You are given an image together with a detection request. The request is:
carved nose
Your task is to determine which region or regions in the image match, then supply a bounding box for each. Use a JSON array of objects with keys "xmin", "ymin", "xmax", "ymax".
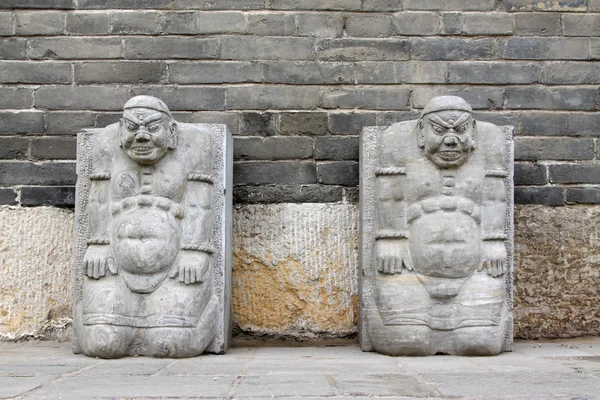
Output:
[
  {"xmin": 135, "ymin": 132, "xmax": 151, "ymax": 142},
  {"xmin": 444, "ymin": 135, "xmax": 458, "ymax": 146}
]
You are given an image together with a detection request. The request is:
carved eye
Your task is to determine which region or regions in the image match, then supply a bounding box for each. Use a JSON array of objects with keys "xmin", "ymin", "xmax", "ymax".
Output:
[
  {"xmin": 455, "ymin": 124, "xmax": 467, "ymax": 133},
  {"xmin": 433, "ymin": 126, "xmax": 445, "ymax": 134},
  {"xmin": 148, "ymin": 124, "xmax": 159, "ymax": 133},
  {"xmin": 127, "ymin": 124, "xmax": 138, "ymax": 132}
]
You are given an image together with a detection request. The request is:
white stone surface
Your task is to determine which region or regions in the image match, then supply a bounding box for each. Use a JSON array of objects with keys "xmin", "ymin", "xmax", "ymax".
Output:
[{"xmin": 0, "ymin": 206, "xmax": 74, "ymax": 340}]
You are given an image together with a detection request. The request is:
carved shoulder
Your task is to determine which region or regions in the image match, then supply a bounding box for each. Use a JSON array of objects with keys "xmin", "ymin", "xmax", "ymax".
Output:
[
  {"xmin": 175, "ymin": 123, "xmax": 215, "ymax": 175},
  {"xmin": 475, "ymin": 121, "xmax": 508, "ymax": 170},
  {"xmin": 378, "ymin": 120, "xmax": 419, "ymax": 168},
  {"xmin": 90, "ymin": 123, "xmax": 119, "ymax": 178}
]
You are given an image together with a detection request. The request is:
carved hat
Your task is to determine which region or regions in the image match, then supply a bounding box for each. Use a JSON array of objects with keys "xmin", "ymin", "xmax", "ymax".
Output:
[
  {"xmin": 123, "ymin": 95, "xmax": 172, "ymax": 117},
  {"xmin": 420, "ymin": 95, "xmax": 472, "ymax": 118}
]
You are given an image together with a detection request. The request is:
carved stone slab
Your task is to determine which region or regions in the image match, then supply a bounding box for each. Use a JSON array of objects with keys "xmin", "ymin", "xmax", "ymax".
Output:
[
  {"xmin": 73, "ymin": 96, "xmax": 232, "ymax": 358},
  {"xmin": 359, "ymin": 96, "xmax": 514, "ymax": 356}
]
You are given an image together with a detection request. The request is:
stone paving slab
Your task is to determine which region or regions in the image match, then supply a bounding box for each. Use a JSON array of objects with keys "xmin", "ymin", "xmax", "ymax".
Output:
[{"xmin": 0, "ymin": 338, "xmax": 599, "ymax": 399}]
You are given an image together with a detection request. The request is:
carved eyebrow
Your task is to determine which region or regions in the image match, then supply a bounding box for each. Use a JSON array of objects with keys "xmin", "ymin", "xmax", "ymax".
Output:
[
  {"xmin": 122, "ymin": 117, "xmax": 140, "ymax": 127},
  {"xmin": 429, "ymin": 114, "xmax": 453, "ymax": 129},
  {"xmin": 141, "ymin": 112, "xmax": 164, "ymax": 124},
  {"xmin": 451, "ymin": 114, "xmax": 471, "ymax": 128}
]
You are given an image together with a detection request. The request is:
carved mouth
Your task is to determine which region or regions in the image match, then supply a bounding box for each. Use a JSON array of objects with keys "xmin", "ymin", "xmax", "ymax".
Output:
[
  {"xmin": 131, "ymin": 146, "xmax": 155, "ymax": 155},
  {"xmin": 437, "ymin": 150, "xmax": 462, "ymax": 160}
]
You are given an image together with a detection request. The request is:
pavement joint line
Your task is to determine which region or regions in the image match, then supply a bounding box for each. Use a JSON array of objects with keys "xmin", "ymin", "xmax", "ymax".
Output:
[
  {"xmin": 225, "ymin": 347, "xmax": 256, "ymax": 399},
  {"xmin": 149, "ymin": 359, "xmax": 177, "ymax": 377},
  {"xmin": 325, "ymin": 374, "xmax": 342, "ymax": 396},
  {"xmin": 9, "ymin": 363, "xmax": 96, "ymax": 400}
]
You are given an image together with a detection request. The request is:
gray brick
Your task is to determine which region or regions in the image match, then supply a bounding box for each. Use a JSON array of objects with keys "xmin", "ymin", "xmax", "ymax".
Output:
[
  {"xmin": 462, "ymin": 13, "xmax": 513, "ymax": 35},
  {"xmin": 187, "ymin": 112, "xmax": 239, "ymax": 135},
  {"xmin": 197, "ymin": 11, "xmax": 246, "ymax": 34},
  {"xmin": 503, "ymin": 0, "xmax": 587, "ymax": 11},
  {"xmin": 514, "ymin": 13, "xmax": 560, "ymax": 36},
  {"xmin": 0, "ymin": 189, "xmax": 17, "ymax": 205},
  {"xmin": 346, "ymin": 14, "xmax": 393, "ymax": 38},
  {"xmin": 233, "ymin": 184, "xmax": 343, "ymax": 203},
  {"xmin": 77, "ymin": 0, "xmax": 172, "ymax": 9},
  {"xmin": 296, "ymin": 13, "xmax": 344, "ymax": 37},
  {"xmin": 550, "ymin": 164, "xmax": 600, "ymax": 183},
  {"xmin": 344, "ymin": 187, "xmax": 359, "ymax": 202},
  {"xmin": 322, "ymin": 87, "xmax": 410, "ymax": 110},
  {"xmin": 170, "ymin": 61, "xmax": 262, "ymax": 84},
  {"xmin": 514, "ymin": 186, "xmax": 564, "ymax": 206},
  {"xmin": 29, "ymin": 37, "xmax": 121, "ymax": 59},
  {"xmin": 130, "ymin": 86, "xmax": 226, "ymax": 111},
  {"xmin": 412, "ymin": 86, "xmax": 504, "ymax": 109},
  {"xmin": 544, "ymin": 62, "xmax": 600, "ymax": 84},
  {"xmin": 0, "ymin": 161, "xmax": 76, "ymax": 185},
  {"xmin": 520, "ymin": 112, "xmax": 568, "ymax": 136},
  {"xmin": 410, "ymin": 38, "xmax": 501, "ymax": 61},
  {"xmin": 227, "ymin": 86, "xmax": 321, "ymax": 110},
  {"xmin": 564, "ymin": 14, "xmax": 600, "ymax": 36},
  {"xmin": 234, "ymin": 161, "xmax": 317, "ymax": 184},
  {"xmin": 315, "ymin": 136, "xmax": 358, "ymax": 161},
  {"xmin": 448, "ymin": 62, "xmax": 541, "ymax": 84},
  {"xmin": 0, "ymin": 38, "xmax": 27, "ymax": 59},
  {"xmin": 160, "ymin": 12, "xmax": 197, "ymax": 35},
  {"xmin": 172, "ymin": 0, "xmax": 264, "ymax": 9},
  {"xmin": 375, "ymin": 111, "xmax": 420, "ymax": 126},
  {"xmin": 35, "ymin": 86, "xmax": 129, "ymax": 111},
  {"xmin": 566, "ymin": 187, "xmax": 600, "ymax": 204},
  {"xmin": 264, "ymin": 61, "xmax": 353, "ymax": 84},
  {"xmin": 268, "ymin": 0, "xmax": 362, "ymax": 10},
  {"xmin": 20, "ymin": 186, "xmax": 75, "ymax": 208},
  {"xmin": 441, "ymin": 12, "xmax": 461, "ymax": 35},
  {"xmin": 0, "ymin": 137, "xmax": 29, "ymax": 160},
  {"xmin": 404, "ymin": 0, "xmax": 495, "ymax": 11},
  {"xmin": 234, "ymin": 136, "xmax": 313, "ymax": 160},
  {"xmin": 279, "ymin": 112, "xmax": 329, "ymax": 136},
  {"xmin": 31, "ymin": 137, "xmax": 77, "ymax": 160},
  {"xmin": 0, "ymin": 111, "xmax": 44, "ymax": 133},
  {"xmin": 0, "ymin": 88, "xmax": 32, "ymax": 109},
  {"xmin": 505, "ymin": 38, "xmax": 590, "ymax": 60},
  {"xmin": 15, "ymin": 12, "xmax": 65, "ymax": 36},
  {"xmin": 505, "ymin": 87, "xmax": 597, "ymax": 111},
  {"xmin": 0, "ymin": 12, "xmax": 11, "ymax": 36},
  {"xmin": 328, "ymin": 112, "xmax": 377, "ymax": 134},
  {"xmin": 356, "ymin": 61, "xmax": 446, "ymax": 84},
  {"xmin": 361, "ymin": 0, "xmax": 402, "ymax": 11},
  {"xmin": 66, "ymin": 12, "xmax": 110, "ymax": 35},
  {"xmin": 472, "ymin": 111, "xmax": 519, "ymax": 128},
  {"xmin": 47, "ymin": 112, "xmax": 96, "ymax": 135},
  {"xmin": 0, "ymin": 0, "xmax": 74, "ymax": 9},
  {"xmin": 567, "ymin": 113, "xmax": 600, "ymax": 136},
  {"xmin": 75, "ymin": 62, "xmax": 167, "ymax": 84},
  {"xmin": 0, "ymin": 61, "xmax": 71, "ymax": 84},
  {"xmin": 239, "ymin": 112, "xmax": 277, "ymax": 136},
  {"xmin": 515, "ymin": 137, "xmax": 595, "ymax": 161},
  {"xmin": 222, "ymin": 37, "xmax": 314, "ymax": 60},
  {"xmin": 112, "ymin": 11, "xmax": 160, "ymax": 35},
  {"xmin": 592, "ymin": 38, "xmax": 600, "ymax": 59},
  {"xmin": 394, "ymin": 12, "xmax": 439, "ymax": 36},
  {"xmin": 317, "ymin": 38, "xmax": 409, "ymax": 61},
  {"xmin": 246, "ymin": 12, "xmax": 295, "ymax": 36},
  {"xmin": 124, "ymin": 37, "xmax": 219, "ymax": 60},
  {"xmin": 94, "ymin": 112, "xmax": 121, "ymax": 127},
  {"xmin": 514, "ymin": 163, "xmax": 548, "ymax": 185},
  {"xmin": 317, "ymin": 161, "xmax": 358, "ymax": 185}
]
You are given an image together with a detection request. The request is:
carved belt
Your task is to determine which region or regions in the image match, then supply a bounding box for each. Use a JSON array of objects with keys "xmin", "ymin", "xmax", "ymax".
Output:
[
  {"xmin": 111, "ymin": 195, "xmax": 185, "ymax": 219},
  {"xmin": 407, "ymin": 196, "xmax": 481, "ymax": 224}
]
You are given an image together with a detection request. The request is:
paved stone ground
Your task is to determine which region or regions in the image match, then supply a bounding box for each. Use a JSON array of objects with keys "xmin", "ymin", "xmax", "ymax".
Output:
[{"xmin": 1, "ymin": 338, "xmax": 599, "ymax": 399}]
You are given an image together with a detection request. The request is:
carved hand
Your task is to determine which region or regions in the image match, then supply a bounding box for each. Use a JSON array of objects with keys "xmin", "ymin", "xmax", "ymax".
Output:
[
  {"xmin": 84, "ymin": 244, "xmax": 117, "ymax": 279},
  {"xmin": 169, "ymin": 250, "xmax": 211, "ymax": 284},
  {"xmin": 375, "ymin": 239, "xmax": 413, "ymax": 274},
  {"xmin": 479, "ymin": 240, "xmax": 507, "ymax": 278}
]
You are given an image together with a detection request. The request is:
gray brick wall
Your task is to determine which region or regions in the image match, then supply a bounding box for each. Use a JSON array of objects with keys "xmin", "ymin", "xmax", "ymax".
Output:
[{"xmin": 1, "ymin": 1, "xmax": 600, "ymax": 206}]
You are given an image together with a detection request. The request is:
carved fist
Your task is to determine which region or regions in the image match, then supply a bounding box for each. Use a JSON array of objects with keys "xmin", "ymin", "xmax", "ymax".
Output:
[
  {"xmin": 84, "ymin": 244, "xmax": 117, "ymax": 279},
  {"xmin": 376, "ymin": 239, "xmax": 413, "ymax": 275},
  {"xmin": 169, "ymin": 250, "xmax": 211, "ymax": 284},
  {"xmin": 479, "ymin": 240, "xmax": 507, "ymax": 278}
]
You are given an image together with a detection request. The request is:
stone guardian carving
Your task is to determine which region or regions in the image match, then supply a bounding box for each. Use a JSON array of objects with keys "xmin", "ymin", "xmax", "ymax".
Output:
[
  {"xmin": 73, "ymin": 96, "xmax": 232, "ymax": 358},
  {"xmin": 359, "ymin": 96, "xmax": 513, "ymax": 356}
]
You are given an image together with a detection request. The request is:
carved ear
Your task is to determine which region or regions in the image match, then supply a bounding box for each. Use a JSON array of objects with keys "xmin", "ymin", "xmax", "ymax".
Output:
[
  {"xmin": 417, "ymin": 119, "xmax": 425, "ymax": 147},
  {"xmin": 167, "ymin": 121, "xmax": 178, "ymax": 150},
  {"xmin": 118, "ymin": 119, "xmax": 124, "ymax": 148}
]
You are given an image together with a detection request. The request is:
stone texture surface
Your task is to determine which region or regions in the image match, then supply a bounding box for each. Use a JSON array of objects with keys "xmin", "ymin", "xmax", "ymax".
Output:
[
  {"xmin": 232, "ymin": 203, "xmax": 359, "ymax": 339},
  {"xmin": 514, "ymin": 205, "xmax": 600, "ymax": 339},
  {"xmin": 0, "ymin": 206, "xmax": 73, "ymax": 341}
]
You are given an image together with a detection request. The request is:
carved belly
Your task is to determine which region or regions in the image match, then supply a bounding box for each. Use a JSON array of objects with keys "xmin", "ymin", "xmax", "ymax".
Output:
[
  {"xmin": 409, "ymin": 210, "xmax": 480, "ymax": 279},
  {"xmin": 112, "ymin": 208, "xmax": 181, "ymax": 275}
]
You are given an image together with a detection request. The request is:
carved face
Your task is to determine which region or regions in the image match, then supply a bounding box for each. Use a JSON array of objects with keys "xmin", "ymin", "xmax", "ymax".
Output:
[
  {"xmin": 417, "ymin": 110, "xmax": 476, "ymax": 168},
  {"xmin": 120, "ymin": 108, "xmax": 176, "ymax": 165}
]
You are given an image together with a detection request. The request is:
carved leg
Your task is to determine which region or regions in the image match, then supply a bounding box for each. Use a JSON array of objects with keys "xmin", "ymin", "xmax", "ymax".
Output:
[{"xmin": 451, "ymin": 304, "xmax": 509, "ymax": 356}]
